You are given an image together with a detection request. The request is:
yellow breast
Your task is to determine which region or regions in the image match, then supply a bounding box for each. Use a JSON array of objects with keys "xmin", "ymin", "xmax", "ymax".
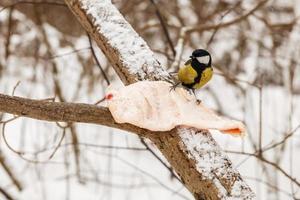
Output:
[{"xmin": 193, "ymin": 67, "xmax": 213, "ymax": 89}]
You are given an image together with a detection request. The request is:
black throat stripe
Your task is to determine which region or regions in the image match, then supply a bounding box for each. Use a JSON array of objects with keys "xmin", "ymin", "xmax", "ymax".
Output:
[
  {"xmin": 182, "ymin": 58, "xmax": 209, "ymax": 89},
  {"xmin": 191, "ymin": 59, "xmax": 206, "ymax": 87}
]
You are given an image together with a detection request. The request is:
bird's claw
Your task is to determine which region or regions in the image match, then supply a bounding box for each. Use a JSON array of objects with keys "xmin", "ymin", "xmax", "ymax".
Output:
[{"xmin": 169, "ymin": 82, "xmax": 180, "ymax": 92}]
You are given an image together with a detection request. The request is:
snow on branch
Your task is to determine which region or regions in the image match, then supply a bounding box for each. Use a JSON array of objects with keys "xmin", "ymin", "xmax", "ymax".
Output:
[
  {"xmin": 65, "ymin": 0, "xmax": 171, "ymax": 84},
  {"xmin": 65, "ymin": 0, "xmax": 255, "ymax": 199}
]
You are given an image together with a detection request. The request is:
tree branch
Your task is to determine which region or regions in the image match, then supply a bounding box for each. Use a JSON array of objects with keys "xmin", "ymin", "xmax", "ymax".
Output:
[{"xmin": 0, "ymin": 93, "xmax": 151, "ymax": 137}]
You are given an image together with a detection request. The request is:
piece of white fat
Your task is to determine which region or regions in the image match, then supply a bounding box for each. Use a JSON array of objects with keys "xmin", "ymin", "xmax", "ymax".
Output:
[{"xmin": 106, "ymin": 81, "xmax": 246, "ymax": 136}]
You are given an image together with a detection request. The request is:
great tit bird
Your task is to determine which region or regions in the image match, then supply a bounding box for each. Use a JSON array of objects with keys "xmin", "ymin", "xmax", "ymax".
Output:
[{"xmin": 178, "ymin": 49, "xmax": 213, "ymax": 91}]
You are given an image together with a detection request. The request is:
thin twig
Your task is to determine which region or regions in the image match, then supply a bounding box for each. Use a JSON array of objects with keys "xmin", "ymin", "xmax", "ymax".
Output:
[
  {"xmin": 170, "ymin": 27, "xmax": 187, "ymax": 71},
  {"xmin": 186, "ymin": 0, "xmax": 269, "ymax": 33},
  {"xmin": 0, "ymin": 185, "xmax": 15, "ymax": 200},
  {"xmin": 12, "ymin": 81, "xmax": 21, "ymax": 96},
  {"xmin": 94, "ymin": 97, "xmax": 106, "ymax": 105},
  {"xmin": 149, "ymin": 0, "xmax": 176, "ymax": 57},
  {"xmin": 47, "ymin": 47, "xmax": 91, "ymax": 59},
  {"xmin": 244, "ymin": 176, "xmax": 297, "ymax": 199},
  {"xmin": 114, "ymin": 154, "xmax": 190, "ymax": 200},
  {"xmin": 140, "ymin": 138, "xmax": 182, "ymax": 183},
  {"xmin": 0, "ymin": 151, "xmax": 23, "ymax": 191},
  {"xmin": 49, "ymin": 128, "xmax": 66, "ymax": 159},
  {"xmin": 258, "ymin": 76, "xmax": 263, "ymax": 155},
  {"xmin": 5, "ymin": 6, "xmax": 14, "ymax": 60},
  {"xmin": 69, "ymin": 125, "xmax": 83, "ymax": 183},
  {"xmin": 262, "ymin": 124, "xmax": 300, "ymax": 152},
  {"xmin": 87, "ymin": 34, "xmax": 110, "ymax": 85},
  {"xmin": 207, "ymin": 1, "xmax": 242, "ymax": 46},
  {"xmin": 225, "ymin": 150, "xmax": 300, "ymax": 187}
]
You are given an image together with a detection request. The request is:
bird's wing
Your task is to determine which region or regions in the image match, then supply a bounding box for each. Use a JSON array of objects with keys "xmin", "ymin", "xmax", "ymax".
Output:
[{"xmin": 178, "ymin": 63, "xmax": 197, "ymax": 84}]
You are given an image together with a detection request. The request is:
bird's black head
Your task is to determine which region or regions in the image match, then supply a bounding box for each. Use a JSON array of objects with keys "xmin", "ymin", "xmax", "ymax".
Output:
[{"xmin": 190, "ymin": 49, "xmax": 212, "ymax": 67}]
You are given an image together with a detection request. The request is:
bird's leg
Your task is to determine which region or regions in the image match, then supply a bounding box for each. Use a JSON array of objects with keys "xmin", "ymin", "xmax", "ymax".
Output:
[
  {"xmin": 196, "ymin": 99, "xmax": 202, "ymax": 105},
  {"xmin": 169, "ymin": 82, "xmax": 181, "ymax": 91},
  {"xmin": 191, "ymin": 89, "xmax": 202, "ymax": 104}
]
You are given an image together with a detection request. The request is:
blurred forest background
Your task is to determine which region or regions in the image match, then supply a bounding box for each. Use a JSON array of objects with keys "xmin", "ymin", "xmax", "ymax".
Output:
[{"xmin": 0, "ymin": 0, "xmax": 300, "ymax": 199}]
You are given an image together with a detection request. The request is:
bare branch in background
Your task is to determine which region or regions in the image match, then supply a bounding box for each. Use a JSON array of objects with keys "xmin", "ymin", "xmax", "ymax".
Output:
[
  {"xmin": 186, "ymin": 0, "xmax": 269, "ymax": 33},
  {"xmin": 0, "ymin": 150, "xmax": 23, "ymax": 191},
  {"xmin": 149, "ymin": 0, "xmax": 176, "ymax": 57},
  {"xmin": 0, "ymin": 185, "xmax": 15, "ymax": 200},
  {"xmin": 87, "ymin": 34, "xmax": 110, "ymax": 85}
]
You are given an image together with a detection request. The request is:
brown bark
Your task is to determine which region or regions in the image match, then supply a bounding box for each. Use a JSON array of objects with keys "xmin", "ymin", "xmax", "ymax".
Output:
[{"xmin": 0, "ymin": 94, "xmax": 150, "ymax": 137}]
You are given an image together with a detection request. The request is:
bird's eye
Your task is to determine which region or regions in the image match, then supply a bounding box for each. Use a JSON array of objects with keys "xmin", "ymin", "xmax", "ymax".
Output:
[{"xmin": 196, "ymin": 55, "xmax": 210, "ymax": 64}]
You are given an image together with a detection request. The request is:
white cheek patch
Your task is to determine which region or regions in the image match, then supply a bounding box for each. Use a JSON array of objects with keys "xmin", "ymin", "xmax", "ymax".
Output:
[{"xmin": 196, "ymin": 55, "xmax": 210, "ymax": 64}]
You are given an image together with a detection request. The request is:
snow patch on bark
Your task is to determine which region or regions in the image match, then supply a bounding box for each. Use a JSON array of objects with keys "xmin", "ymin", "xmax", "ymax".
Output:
[
  {"xmin": 80, "ymin": 0, "xmax": 170, "ymax": 81},
  {"xmin": 180, "ymin": 129, "xmax": 255, "ymax": 199}
]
